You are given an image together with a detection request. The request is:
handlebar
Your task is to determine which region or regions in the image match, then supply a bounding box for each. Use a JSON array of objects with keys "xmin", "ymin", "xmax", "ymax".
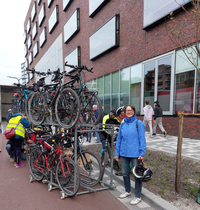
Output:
[{"xmin": 65, "ymin": 62, "xmax": 93, "ymax": 73}]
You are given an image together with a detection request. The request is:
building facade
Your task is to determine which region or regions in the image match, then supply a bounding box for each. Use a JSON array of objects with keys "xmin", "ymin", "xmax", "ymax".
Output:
[{"xmin": 24, "ymin": 0, "xmax": 200, "ymax": 139}]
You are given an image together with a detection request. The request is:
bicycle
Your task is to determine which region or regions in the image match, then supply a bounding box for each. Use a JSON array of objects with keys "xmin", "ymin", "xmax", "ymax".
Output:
[
  {"xmin": 28, "ymin": 68, "xmax": 81, "ymax": 129},
  {"xmin": 29, "ymin": 133, "xmax": 80, "ymax": 198},
  {"xmin": 64, "ymin": 63, "xmax": 103, "ymax": 125}
]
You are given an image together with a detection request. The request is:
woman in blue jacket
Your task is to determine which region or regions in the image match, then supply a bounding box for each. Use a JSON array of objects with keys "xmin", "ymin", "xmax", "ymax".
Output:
[{"xmin": 115, "ymin": 105, "xmax": 146, "ymax": 205}]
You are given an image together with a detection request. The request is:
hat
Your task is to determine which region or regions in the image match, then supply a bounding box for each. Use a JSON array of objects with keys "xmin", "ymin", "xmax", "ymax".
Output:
[
  {"xmin": 154, "ymin": 101, "xmax": 159, "ymax": 104},
  {"xmin": 110, "ymin": 108, "xmax": 117, "ymax": 116}
]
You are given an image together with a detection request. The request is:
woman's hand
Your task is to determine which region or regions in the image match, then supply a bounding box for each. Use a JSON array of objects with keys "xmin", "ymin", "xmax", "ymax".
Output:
[
  {"xmin": 115, "ymin": 156, "xmax": 119, "ymax": 162},
  {"xmin": 138, "ymin": 156, "xmax": 144, "ymax": 162}
]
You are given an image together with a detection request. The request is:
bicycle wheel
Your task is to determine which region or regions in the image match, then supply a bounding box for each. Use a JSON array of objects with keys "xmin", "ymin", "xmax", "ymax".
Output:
[
  {"xmin": 76, "ymin": 150, "xmax": 102, "ymax": 187},
  {"xmin": 19, "ymin": 97, "xmax": 26, "ymax": 115},
  {"xmin": 55, "ymin": 88, "xmax": 80, "ymax": 129},
  {"xmin": 56, "ymin": 157, "xmax": 80, "ymax": 197},
  {"xmin": 12, "ymin": 98, "xmax": 19, "ymax": 113},
  {"xmin": 28, "ymin": 92, "xmax": 46, "ymax": 126},
  {"xmin": 79, "ymin": 92, "xmax": 102, "ymax": 125},
  {"xmin": 25, "ymin": 93, "xmax": 32, "ymax": 122},
  {"xmin": 29, "ymin": 148, "xmax": 45, "ymax": 181}
]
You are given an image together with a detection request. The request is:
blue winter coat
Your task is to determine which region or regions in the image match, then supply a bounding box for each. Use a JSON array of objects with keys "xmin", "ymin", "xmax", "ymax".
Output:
[{"xmin": 115, "ymin": 114, "xmax": 146, "ymax": 158}]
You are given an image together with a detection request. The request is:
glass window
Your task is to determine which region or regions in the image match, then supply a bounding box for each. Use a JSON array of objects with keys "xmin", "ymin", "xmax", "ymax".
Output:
[
  {"xmin": 64, "ymin": 8, "xmax": 80, "ymax": 43},
  {"xmin": 86, "ymin": 79, "xmax": 97, "ymax": 91},
  {"xmin": 142, "ymin": 52, "xmax": 174, "ymax": 115},
  {"xmin": 89, "ymin": 14, "xmax": 119, "ymax": 60},
  {"xmin": 38, "ymin": 3, "xmax": 45, "ymax": 27},
  {"xmin": 39, "ymin": 27, "xmax": 47, "ymax": 47},
  {"xmin": 48, "ymin": 5, "xmax": 59, "ymax": 34},
  {"xmin": 97, "ymin": 77, "xmax": 104, "ymax": 112},
  {"xmin": 104, "ymin": 74, "xmax": 111, "ymax": 114},
  {"xmin": 130, "ymin": 63, "xmax": 142, "ymax": 114},
  {"xmin": 63, "ymin": 0, "xmax": 73, "ymax": 11},
  {"xmin": 32, "ymin": 22, "xmax": 38, "ymax": 40},
  {"xmin": 120, "ymin": 67, "xmax": 130, "ymax": 107},
  {"xmin": 65, "ymin": 47, "xmax": 80, "ymax": 73},
  {"xmin": 143, "ymin": 0, "xmax": 190, "ymax": 29},
  {"xmin": 28, "ymin": 35, "xmax": 32, "ymax": 49},
  {"xmin": 157, "ymin": 56, "xmax": 172, "ymax": 111},
  {"xmin": 23, "ymin": 30, "xmax": 27, "ymax": 44},
  {"xmin": 24, "ymin": 45, "xmax": 28, "ymax": 57},
  {"xmin": 29, "ymin": 52, "xmax": 33, "ymax": 65},
  {"xmin": 31, "ymin": 1, "xmax": 37, "ymax": 22},
  {"xmin": 27, "ymin": 18, "xmax": 31, "ymax": 34},
  {"xmin": 48, "ymin": 0, "xmax": 54, "ymax": 8},
  {"xmin": 33, "ymin": 42, "xmax": 39, "ymax": 57},
  {"xmin": 89, "ymin": 0, "xmax": 110, "ymax": 17},
  {"xmin": 112, "ymin": 71, "xmax": 119, "ymax": 110}
]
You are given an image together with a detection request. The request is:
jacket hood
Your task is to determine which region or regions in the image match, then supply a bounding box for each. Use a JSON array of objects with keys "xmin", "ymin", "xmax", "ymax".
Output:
[
  {"xmin": 144, "ymin": 105, "xmax": 152, "ymax": 110},
  {"xmin": 124, "ymin": 114, "xmax": 137, "ymax": 123}
]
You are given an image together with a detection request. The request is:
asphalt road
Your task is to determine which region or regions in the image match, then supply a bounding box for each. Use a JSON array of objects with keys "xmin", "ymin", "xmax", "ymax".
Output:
[{"xmin": 0, "ymin": 134, "xmax": 128, "ymax": 210}]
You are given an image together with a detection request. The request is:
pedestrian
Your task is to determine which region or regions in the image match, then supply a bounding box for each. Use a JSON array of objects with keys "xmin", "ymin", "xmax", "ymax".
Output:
[
  {"xmin": 99, "ymin": 108, "xmax": 120, "ymax": 165},
  {"xmin": 116, "ymin": 106, "xmax": 125, "ymax": 123},
  {"xmin": 152, "ymin": 101, "xmax": 167, "ymax": 137},
  {"xmin": 92, "ymin": 105, "xmax": 101, "ymax": 143},
  {"xmin": 5, "ymin": 113, "xmax": 30, "ymax": 168},
  {"xmin": 115, "ymin": 105, "xmax": 146, "ymax": 205},
  {"xmin": 143, "ymin": 99, "xmax": 154, "ymax": 137}
]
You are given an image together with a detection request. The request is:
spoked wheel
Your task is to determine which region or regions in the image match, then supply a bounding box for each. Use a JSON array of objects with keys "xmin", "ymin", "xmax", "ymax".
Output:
[
  {"xmin": 56, "ymin": 157, "xmax": 80, "ymax": 197},
  {"xmin": 55, "ymin": 88, "xmax": 80, "ymax": 129},
  {"xmin": 76, "ymin": 150, "xmax": 102, "ymax": 187},
  {"xmin": 29, "ymin": 148, "xmax": 45, "ymax": 181},
  {"xmin": 79, "ymin": 92, "xmax": 102, "ymax": 125},
  {"xmin": 19, "ymin": 97, "xmax": 26, "ymax": 115},
  {"xmin": 28, "ymin": 92, "xmax": 46, "ymax": 126},
  {"xmin": 25, "ymin": 93, "xmax": 32, "ymax": 122}
]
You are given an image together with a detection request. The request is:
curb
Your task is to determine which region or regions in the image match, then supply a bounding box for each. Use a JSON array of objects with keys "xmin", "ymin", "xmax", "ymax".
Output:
[{"xmin": 105, "ymin": 168, "xmax": 179, "ymax": 210}]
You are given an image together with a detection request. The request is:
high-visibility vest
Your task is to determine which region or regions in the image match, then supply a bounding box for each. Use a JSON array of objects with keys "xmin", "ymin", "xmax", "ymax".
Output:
[{"xmin": 6, "ymin": 116, "xmax": 25, "ymax": 138}]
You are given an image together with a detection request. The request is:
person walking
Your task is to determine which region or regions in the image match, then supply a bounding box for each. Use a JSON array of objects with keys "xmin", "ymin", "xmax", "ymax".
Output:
[
  {"xmin": 5, "ymin": 113, "xmax": 30, "ymax": 168},
  {"xmin": 115, "ymin": 105, "xmax": 146, "ymax": 205},
  {"xmin": 143, "ymin": 99, "xmax": 154, "ymax": 137},
  {"xmin": 152, "ymin": 101, "xmax": 167, "ymax": 137},
  {"xmin": 92, "ymin": 105, "xmax": 101, "ymax": 143}
]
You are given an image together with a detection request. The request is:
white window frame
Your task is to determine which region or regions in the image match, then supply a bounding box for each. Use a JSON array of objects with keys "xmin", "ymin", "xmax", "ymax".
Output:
[{"xmin": 141, "ymin": 51, "xmax": 175, "ymax": 115}]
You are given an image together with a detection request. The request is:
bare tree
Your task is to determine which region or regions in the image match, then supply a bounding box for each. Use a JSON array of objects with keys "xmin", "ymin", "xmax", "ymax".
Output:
[{"xmin": 166, "ymin": 0, "xmax": 200, "ymax": 73}]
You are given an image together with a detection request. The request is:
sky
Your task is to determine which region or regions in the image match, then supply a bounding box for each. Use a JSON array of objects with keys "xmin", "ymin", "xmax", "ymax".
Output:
[{"xmin": 0, "ymin": 1, "xmax": 31, "ymax": 86}]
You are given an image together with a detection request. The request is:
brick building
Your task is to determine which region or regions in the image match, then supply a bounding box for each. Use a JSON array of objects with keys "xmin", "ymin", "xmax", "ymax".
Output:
[{"xmin": 23, "ymin": 0, "xmax": 200, "ymax": 139}]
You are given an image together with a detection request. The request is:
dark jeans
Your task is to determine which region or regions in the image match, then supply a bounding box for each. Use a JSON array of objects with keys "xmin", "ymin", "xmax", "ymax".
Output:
[
  {"xmin": 5, "ymin": 143, "xmax": 26, "ymax": 160},
  {"xmin": 120, "ymin": 157, "xmax": 142, "ymax": 198},
  {"xmin": 10, "ymin": 138, "xmax": 23, "ymax": 164}
]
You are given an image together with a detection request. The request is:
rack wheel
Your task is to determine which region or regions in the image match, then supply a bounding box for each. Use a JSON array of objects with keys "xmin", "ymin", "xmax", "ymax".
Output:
[
  {"xmin": 48, "ymin": 184, "xmax": 52, "ymax": 191},
  {"xmin": 29, "ymin": 175, "xmax": 33, "ymax": 183},
  {"xmin": 60, "ymin": 192, "xmax": 65, "ymax": 200}
]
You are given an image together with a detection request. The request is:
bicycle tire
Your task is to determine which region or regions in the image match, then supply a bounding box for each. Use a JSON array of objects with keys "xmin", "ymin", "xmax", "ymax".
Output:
[
  {"xmin": 55, "ymin": 88, "xmax": 80, "ymax": 129},
  {"xmin": 79, "ymin": 92, "xmax": 102, "ymax": 125},
  {"xmin": 56, "ymin": 157, "xmax": 80, "ymax": 197},
  {"xmin": 29, "ymin": 148, "xmax": 45, "ymax": 181},
  {"xmin": 25, "ymin": 94, "xmax": 32, "ymax": 122},
  {"xmin": 76, "ymin": 150, "xmax": 102, "ymax": 187},
  {"xmin": 28, "ymin": 92, "xmax": 46, "ymax": 126},
  {"xmin": 19, "ymin": 97, "xmax": 26, "ymax": 115},
  {"xmin": 100, "ymin": 150, "xmax": 107, "ymax": 181},
  {"xmin": 12, "ymin": 98, "xmax": 19, "ymax": 114}
]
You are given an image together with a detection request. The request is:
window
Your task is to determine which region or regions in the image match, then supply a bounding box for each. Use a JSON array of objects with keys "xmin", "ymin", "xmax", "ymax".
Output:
[
  {"xmin": 48, "ymin": 5, "xmax": 59, "ymax": 34},
  {"xmin": 24, "ymin": 45, "xmax": 28, "ymax": 57},
  {"xmin": 97, "ymin": 77, "xmax": 104, "ymax": 110},
  {"xmin": 28, "ymin": 35, "xmax": 32, "ymax": 49},
  {"xmin": 141, "ymin": 51, "xmax": 175, "ymax": 115},
  {"xmin": 32, "ymin": 22, "xmax": 38, "ymax": 40},
  {"xmin": 33, "ymin": 42, "xmax": 39, "ymax": 57},
  {"xmin": 29, "ymin": 52, "xmax": 33, "ymax": 65},
  {"xmin": 39, "ymin": 27, "xmax": 47, "ymax": 47},
  {"xmin": 130, "ymin": 63, "xmax": 142, "ymax": 114},
  {"xmin": 31, "ymin": 1, "xmax": 37, "ymax": 22},
  {"xmin": 65, "ymin": 46, "xmax": 80, "ymax": 73},
  {"xmin": 143, "ymin": 0, "xmax": 191, "ymax": 29},
  {"xmin": 104, "ymin": 74, "xmax": 111, "ymax": 114},
  {"xmin": 112, "ymin": 71, "xmax": 119, "ymax": 110},
  {"xmin": 89, "ymin": 0, "xmax": 110, "ymax": 17},
  {"xmin": 23, "ymin": 30, "xmax": 27, "ymax": 44},
  {"xmin": 38, "ymin": 3, "xmax": 45, "ymax": 27},
  {"xmin": 120, "ymin": 67, "xmax": 130, "ymax": 106},
  {"xmin": 89, "ymin": 14, "xmax": 119, "ymax": 60},
  {"xmin": 48, "ymin": 0, "xmax": 54, "ymax": 8},
  {"xmin": 63, "ymin": 0, "xmax": 73, "ymax": 11},
  {"xmin": 27, "ymin": 18, "xmax": 31, "ymax": 34},
  {"xmin": 64, "ymin": 8, "xmax": 80, "ymax": 44}
]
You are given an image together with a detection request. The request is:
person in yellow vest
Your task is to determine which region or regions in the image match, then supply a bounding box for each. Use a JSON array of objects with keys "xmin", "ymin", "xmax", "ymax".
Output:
[{"xmin": 5, "ymin": 113, "xmax": 30, "ymax": 168}]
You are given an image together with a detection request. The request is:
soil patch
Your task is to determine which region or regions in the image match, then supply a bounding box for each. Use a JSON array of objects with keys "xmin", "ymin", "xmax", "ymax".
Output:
[{"xmin": 83, "ymin": 144, "xmax": 200, "ymax": 210}]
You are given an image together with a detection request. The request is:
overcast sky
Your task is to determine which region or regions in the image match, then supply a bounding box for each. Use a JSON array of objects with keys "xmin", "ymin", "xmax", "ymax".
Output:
[{"xmin": 0, "ymin": 1, "xmax": 31, "ymax": 86}]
